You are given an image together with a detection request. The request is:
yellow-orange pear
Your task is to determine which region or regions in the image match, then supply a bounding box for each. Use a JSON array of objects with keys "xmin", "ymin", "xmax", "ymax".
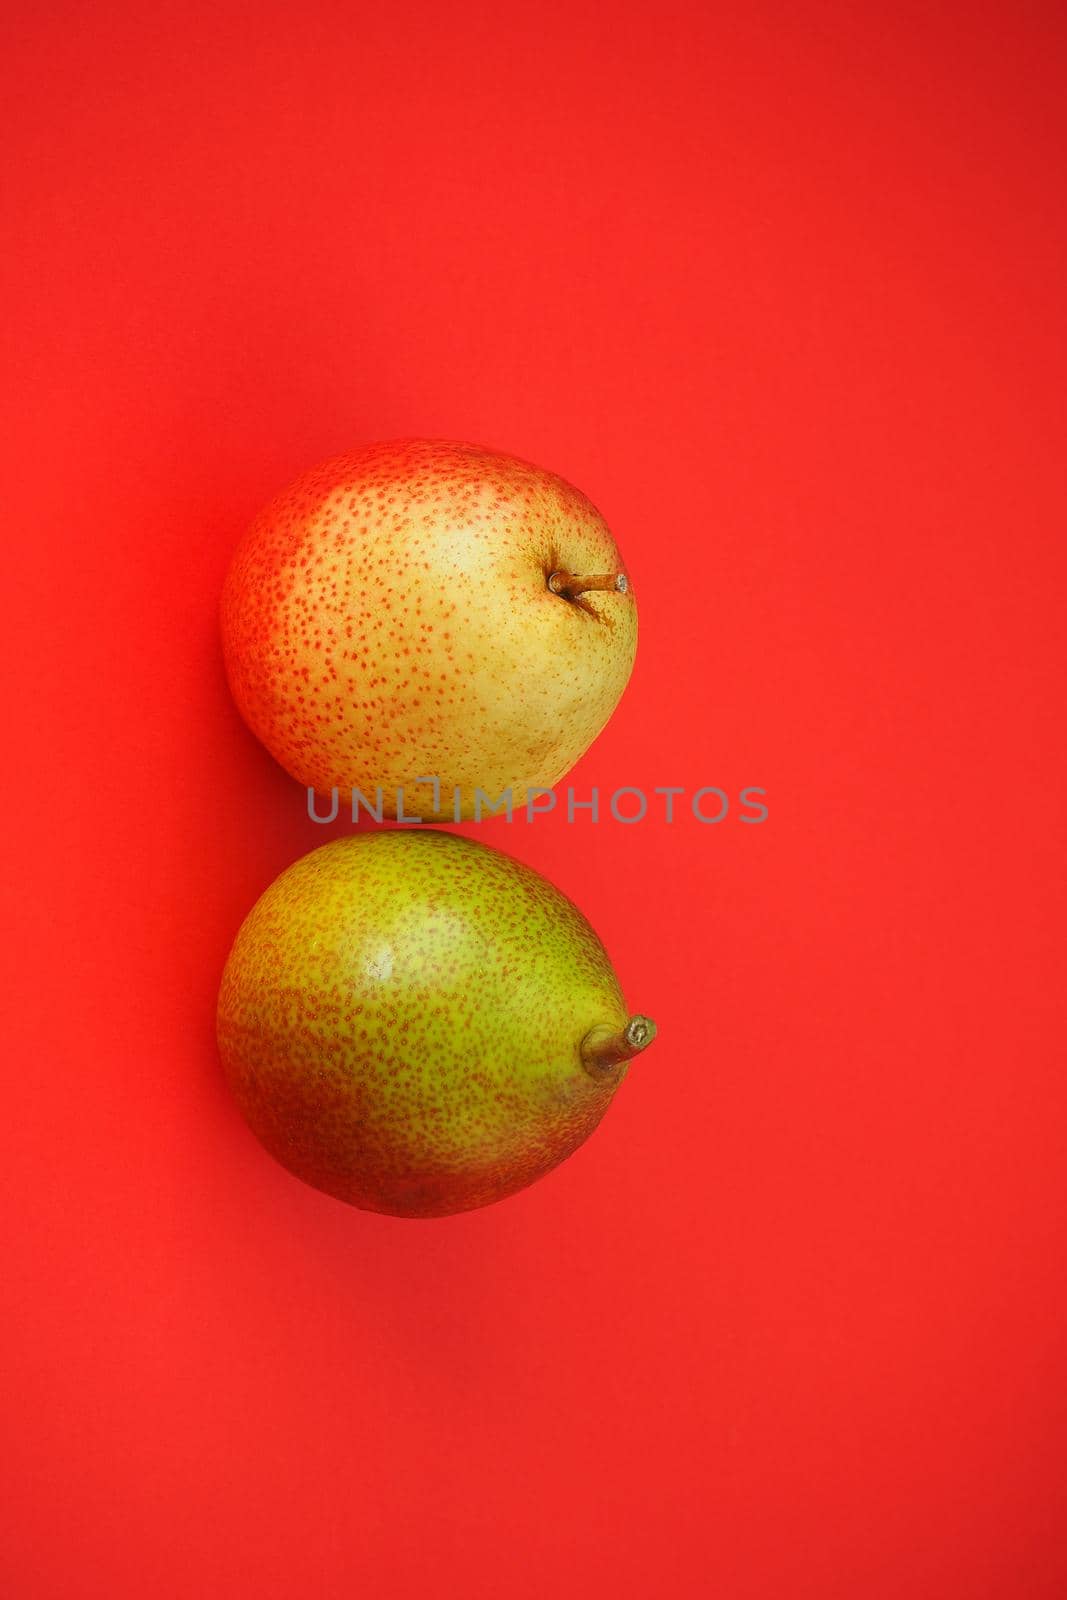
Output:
[{"xmin": 221, "ymin": 439, "xmax": 637, "ymax": 819}]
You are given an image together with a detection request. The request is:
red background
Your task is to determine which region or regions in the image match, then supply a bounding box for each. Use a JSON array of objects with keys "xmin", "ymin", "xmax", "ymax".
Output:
[{"xmin": 3, "ymin": 3, "xmax": 1066, "ymax": 1596}]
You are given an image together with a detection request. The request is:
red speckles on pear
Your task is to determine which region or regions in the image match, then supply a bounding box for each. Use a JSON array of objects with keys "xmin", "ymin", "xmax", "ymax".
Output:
[
  {"xmin": 216, "ymin": 831, "xmax": 632, "ymax": 1217},
  {"xmin": 220, "ymin": 440, "xmax": 638, "ymax": 817}
]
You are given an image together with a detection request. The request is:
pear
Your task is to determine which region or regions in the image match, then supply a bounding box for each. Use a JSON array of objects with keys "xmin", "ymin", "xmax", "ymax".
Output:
[
  {"xmin": 217, "ymin": 830, "xmax": 656, "ymax": 1217},
  {"xmin": 220, "ymin": 439, "xmax": 637, "ymax": 819}
]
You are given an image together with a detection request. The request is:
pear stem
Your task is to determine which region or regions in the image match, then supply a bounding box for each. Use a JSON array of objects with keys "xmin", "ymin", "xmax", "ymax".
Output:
[
  {"xmin": 548, "ymin": 570, "xmax": 629, "ymax": 598},
  {"xmin": 581, "ymin": 1014, "xmax": 657, "ymax": 1076}
]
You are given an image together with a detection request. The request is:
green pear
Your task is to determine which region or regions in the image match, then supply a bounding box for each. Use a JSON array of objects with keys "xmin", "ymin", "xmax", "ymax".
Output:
[
  {"xmin": 217, "ymin": 830, "xmax": 656, "ymax": 1217},
  {"xmin": 220, "ymin": 439, "xmax": 638, "ymax": 819}
]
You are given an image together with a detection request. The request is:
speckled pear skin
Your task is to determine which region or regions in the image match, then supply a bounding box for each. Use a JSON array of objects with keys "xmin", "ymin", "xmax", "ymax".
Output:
[
  {"xmin": 217, "ymin": 830, "xmax": 637, "ymax": 1217},
  {"xmin": 220, "ymin": 439, "xmax": 638, "ymax": 819}
]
